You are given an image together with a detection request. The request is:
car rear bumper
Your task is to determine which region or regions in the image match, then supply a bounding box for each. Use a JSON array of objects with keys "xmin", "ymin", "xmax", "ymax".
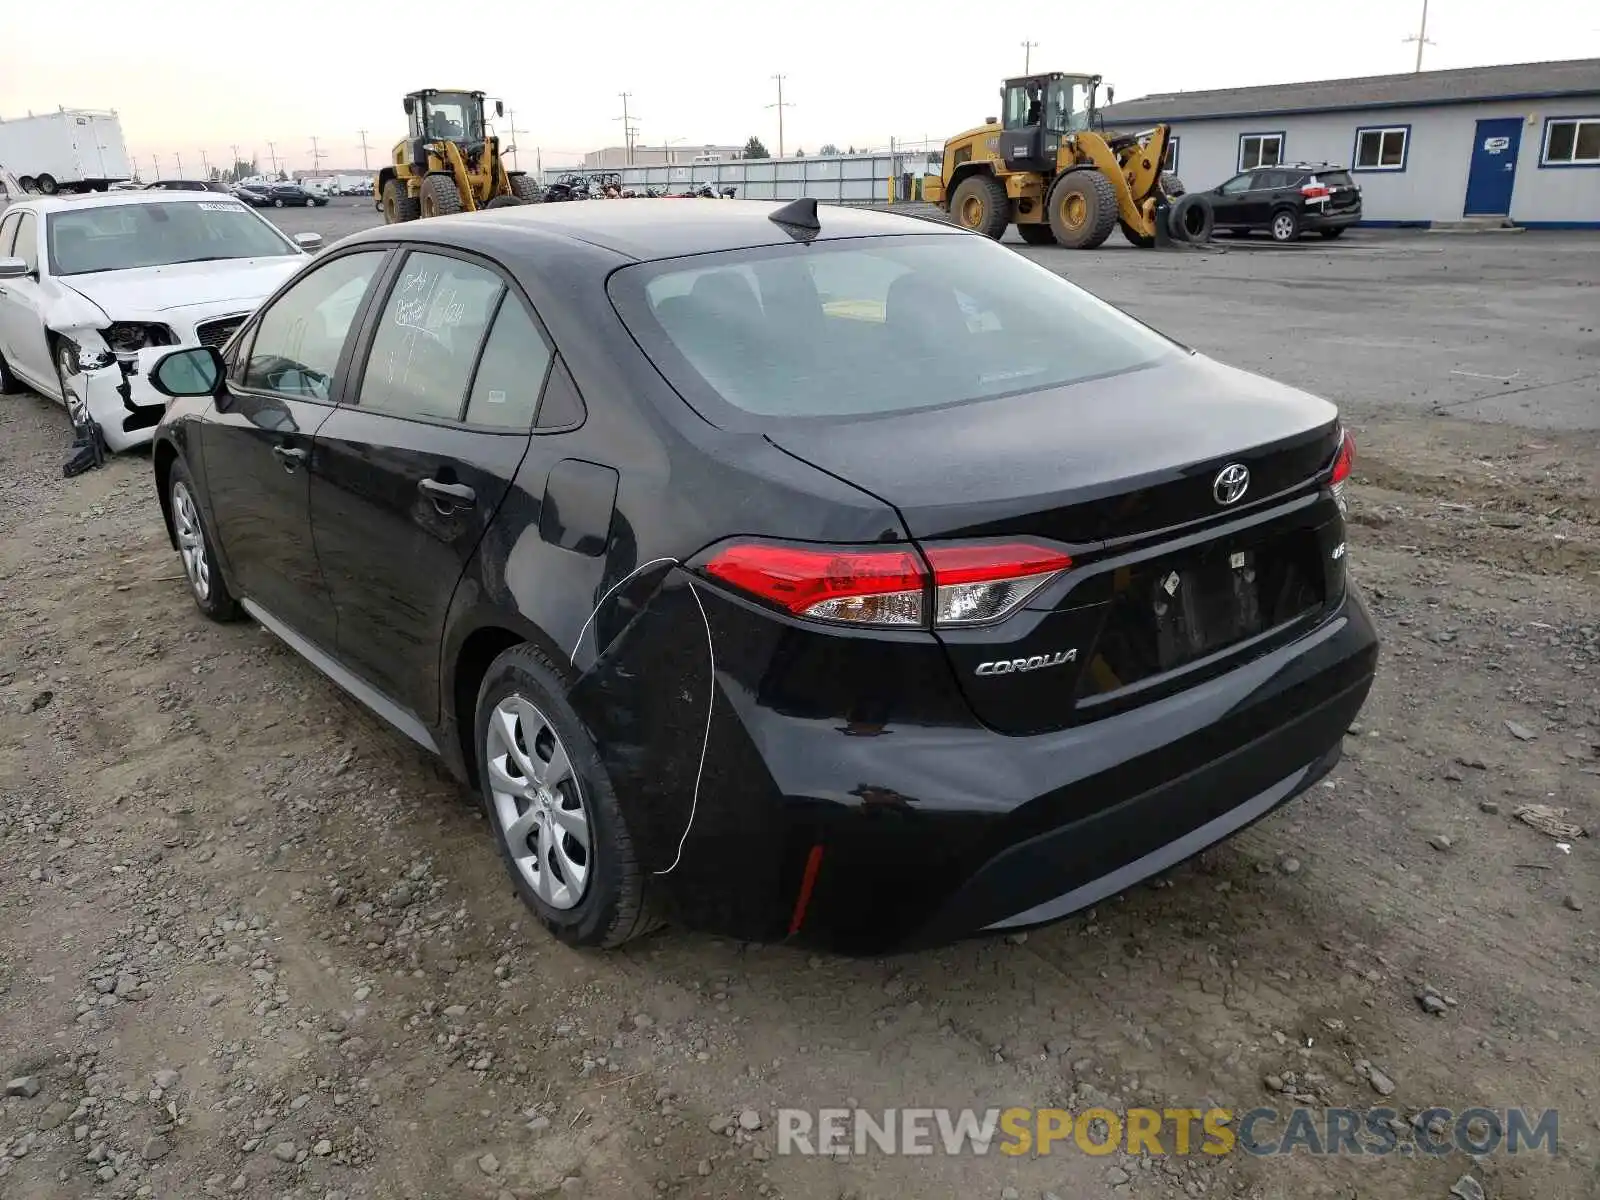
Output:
[
  {"xmin": 1305, "ymin": 208, "xmax": 1362, "ymax": 230},
  {"xmin": 588, "ymin": 578, "xmax": 1378, "ymax": 954}
]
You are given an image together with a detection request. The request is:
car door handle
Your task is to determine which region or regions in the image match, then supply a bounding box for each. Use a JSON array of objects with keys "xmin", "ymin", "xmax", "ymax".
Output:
[
  {"xmin": 418, "ymin": 478, "xmax": 476, "ymax": 508},
  {"xmin": 271, "ymin": 444, "xmax": 308, "ymax": 470}
]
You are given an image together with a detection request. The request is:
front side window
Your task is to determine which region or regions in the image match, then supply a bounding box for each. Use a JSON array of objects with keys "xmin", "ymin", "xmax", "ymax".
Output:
[
  {"xmin": 610, "ymin": 234, "xmax": 1176, "ymax": 426},
  {"xmin": 13, "ymin": 213, "xmax": 37, "ymax": 272},
  {"xmin": 1219, "ymin": 174, "xmax": 1253, "ymax": 195},
  {"xmin": 242, "ymin": 251, "xmax": 387, "ymax": 399},
  {"xmin": 356, "ymin": 252, "xmax": 503, "ymax": 422},
  {"xmin": 1543, "ymin": 117, "xmax": 1600, "ymax": 165},
  {"xmin": 1354, "ymin": 126, "xmax": 1409, "ymax": 171},
  {"xmin": 46, "ymin": 200, "xmax": 298, "ymax": 276},
  {"xmin": 1239, "ymin": 133, "xmax": 1283, "ymax": 171}
]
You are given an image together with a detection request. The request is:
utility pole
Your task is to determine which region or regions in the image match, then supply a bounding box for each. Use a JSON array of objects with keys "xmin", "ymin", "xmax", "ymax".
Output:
[
  {"xmin": 267, "ymin": 141, "xmax": 280, "ymax": 177},
  {"xmin": 506, "ymin": 109, "xmax": 526, "ymax": 169},
  {"xmin": 230, "ymin": 143, "xmax": 241, "ymax": 179},
  {"xmin": 200, "ymin": 149, "xmax": 210, "ymax": 177},
  {"xmin": 309, "ymin": 136, "xmax": 325, "ymax": 176},
  {"xmin": 1022, "ymin": 40, "xmax": 1038, "ymax": 73},
  {"xmin": 616, "ymin": 93, "xmax": 635, "ymax": 165},
  {"xmin": 1403, "ymin": 0, "xmax": 1435, "ymax": 72},
  {"xmin": 151, "ymin": 154, "xmax": 160, "ymax": 179},
  {"xmin": 357, "ymin": 129, "xmax": 371, "ymax": 170},
  {"xmin": 767, "ymin": 74, "xmax": 794, "ymax": 160},
  {"xmin": 175, "ymin": 151, "xmax": 185, "ymax": 178}
]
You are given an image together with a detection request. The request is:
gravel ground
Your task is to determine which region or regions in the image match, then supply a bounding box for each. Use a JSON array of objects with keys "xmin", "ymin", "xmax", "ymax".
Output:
[{"xmin": 0, "ymin": 212, "xmax": 1596, "ymax": 1200}]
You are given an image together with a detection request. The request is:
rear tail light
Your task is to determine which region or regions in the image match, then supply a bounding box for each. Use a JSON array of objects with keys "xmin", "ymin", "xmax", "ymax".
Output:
[
  {"xmin": 1301, "ymin": 177, "xmax": 1330, "ymax": 199},
  {"xmin": 1330, "ymin": 429, "xmax": 1355, "ymax": 512},
  {"xmin": 699, "ymin": 540, "xmax": 1072, "ymax": 629}
]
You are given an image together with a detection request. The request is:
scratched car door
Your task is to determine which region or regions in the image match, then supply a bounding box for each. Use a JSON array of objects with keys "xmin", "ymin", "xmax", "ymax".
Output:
[{"xmin": 308, "ymin": 246, "xmax": 551, "ymax": 728}]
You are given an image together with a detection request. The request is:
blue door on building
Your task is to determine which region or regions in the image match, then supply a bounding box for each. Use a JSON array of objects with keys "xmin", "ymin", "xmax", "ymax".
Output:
[{"xmin": 1463, "ymin": 118, "xmax": 1523, "ymax": 217}]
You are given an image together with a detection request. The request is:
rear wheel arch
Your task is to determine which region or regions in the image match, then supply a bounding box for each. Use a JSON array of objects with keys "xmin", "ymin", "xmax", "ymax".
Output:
[{"xmin": 450, "ymin": 620, "xmax": 568, "ymax": 790}]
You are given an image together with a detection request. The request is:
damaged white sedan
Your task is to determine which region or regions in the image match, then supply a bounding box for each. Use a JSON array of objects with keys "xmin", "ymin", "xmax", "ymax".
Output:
[{"xmin": 0, "ymin": 191, "xmax": 319, "ymax": 451}]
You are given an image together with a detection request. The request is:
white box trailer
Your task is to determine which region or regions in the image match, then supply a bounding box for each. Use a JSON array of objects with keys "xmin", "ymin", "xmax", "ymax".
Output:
[{"xmin": 0, "ymin": 109, "xmax": 132, "ymax": 194}]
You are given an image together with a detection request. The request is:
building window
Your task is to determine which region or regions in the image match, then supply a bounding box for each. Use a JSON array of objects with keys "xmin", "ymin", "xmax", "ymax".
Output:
[
  {"xmin": 1542, "ymin": 117, "xmax": 1600, "ymax": 166},
  {"xmin": 1162, "ymin": 136, "xmax": 1179, "ymax": 173},
  {"xmin": 1238, "ymin": 133, "xmax": 1283, "ymax": 171},
  {"xmin": 1353, "ymin": 125, "xmax": 1410, "ymax": 171}
]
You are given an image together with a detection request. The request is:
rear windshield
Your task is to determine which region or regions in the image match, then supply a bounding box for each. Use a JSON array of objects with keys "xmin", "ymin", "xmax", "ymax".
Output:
[
  {"xmin": 1319, "ymin": 170, "xmax": 1355, "ymax": 187},
  {"xmin": 608, "ymin": 234, "xmax": 1176, "ymax": 425}
]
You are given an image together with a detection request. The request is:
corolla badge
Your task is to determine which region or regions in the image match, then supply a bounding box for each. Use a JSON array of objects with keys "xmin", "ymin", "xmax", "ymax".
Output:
[
  {"xmin": 975, "ymin": 649, "xmax": 1077, "ymax": 676},
  {"xmin": 1213, "ymin": 463, "xmax": 1250, "ymax": 506}
]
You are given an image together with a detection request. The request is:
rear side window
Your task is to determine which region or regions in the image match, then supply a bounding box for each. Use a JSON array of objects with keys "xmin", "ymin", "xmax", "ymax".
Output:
[
  {"xmin": 464, "ymin": 298, "xmax": 553, "ymax": 429},
  {"xmin": 356, "ymin": 252, "xmax": 503, "ymax": 422},
  {"xmin": 609, "ymin": 234, "xmax": 1175, "ymax": 425}
]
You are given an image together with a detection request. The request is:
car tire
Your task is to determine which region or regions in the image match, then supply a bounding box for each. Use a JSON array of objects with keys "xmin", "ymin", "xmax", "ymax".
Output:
[
  {"xmin": 1046, "ymin": 171, "xmax": 1118, "ymax": 249},
  {"xmin": 1167, "ymin": 193, "xmax": 1215, "ymax": 244},
  {"xmin": 167, "ymin": 459, "xmax": 241, "ymax": 623},
  {"xmin": 420, "ymin": 173, "xmax": 464, "ymax": 219},
  {"xmin": 1016, "ymin": 223, "xmax": 1056, "ymax": 245},
  {"xmin": 475, "ymin": 643, "xmax": 662, "ymax": 949},
  {"xmin": 273, "ymin": 198, "xmax": 285, "ymax": 207},
  {"xmin": 37, "ymin": 174, "xmax": 58, "ymax": 195},
  {"xmin": 1270, "ymin": 209, "xmax": 1301, "ymax": 242},
  {"xmin": 1320, "ymin": 227, "xmax": 1346, "ymax": 240},
  {"xmin": 950, "ymin": 174, "xmax": 1010, "ymax": 240},
  {"xmin": 0, "ymin": 344, "xmax": 23, "ymax": 394}
]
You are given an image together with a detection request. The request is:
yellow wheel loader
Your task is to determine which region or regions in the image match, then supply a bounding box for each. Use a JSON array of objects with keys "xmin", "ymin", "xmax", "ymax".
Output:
[
  {"xmin": 377, "ymin": 89, "xmax": 543, "ymax": 224},
  {"xmin": 925, "ymin": 72, "xmax": 1182, "ymax": 249}
]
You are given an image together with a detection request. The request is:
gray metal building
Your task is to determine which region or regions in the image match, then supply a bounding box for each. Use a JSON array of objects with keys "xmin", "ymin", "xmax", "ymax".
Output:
[{"xmin": 1101, "ymin": 59, "xmax": 1600, "ymax": 227}]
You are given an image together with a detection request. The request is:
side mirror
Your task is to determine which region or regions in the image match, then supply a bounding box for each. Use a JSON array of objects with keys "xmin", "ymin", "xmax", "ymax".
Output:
[
  {"xmin": 293, "ymin": 232, "xmax": 324, "ymax": 252},
  {"xmin": 403, "ymin": 97, "xmax": 415, "ymax": 116},
  {"xmin": 147, "ymin": 346, "xmax": 224, "ymax": 399},
  {"xmin": 0, "ymin": 256, "xmax": 29, "ymax": 280},
  {"xmin": 495, "ymin": 99, "xmax": 504, "ymax": 117}
]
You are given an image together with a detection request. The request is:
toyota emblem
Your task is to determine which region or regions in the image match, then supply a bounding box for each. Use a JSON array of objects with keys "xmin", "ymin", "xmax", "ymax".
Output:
[{"xmin": 1213, "ymin": 463, "xmax": 1250, "ymax": 506}]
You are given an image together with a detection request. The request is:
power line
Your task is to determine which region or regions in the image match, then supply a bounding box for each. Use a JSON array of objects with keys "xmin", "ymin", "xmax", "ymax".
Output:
[
  {"xmin": 766, "ymin": 73, "xmax": 794, "ymax": 159},
  {"xmin": 1403, "ymin": 0, "xmax": 1436, "ymax": 72},
  {"xmin": 1021, "ymin": 40, "xmax": 1039, "ymax": 73},
  {"xmin": 616, "ymin": 93, "xmax": 637, "ymax": 165},
  {"xmin": 505, "ymin": 109, "xmax": 526, "ymax": 170}
]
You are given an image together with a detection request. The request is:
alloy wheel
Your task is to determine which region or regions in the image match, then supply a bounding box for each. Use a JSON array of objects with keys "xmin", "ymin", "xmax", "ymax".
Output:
[
  {"xmin": 1273, "ymin": 214, "xmax": 1295, "ymax": 241},
  {"xmin": 486, "ymin": 695, "xmax": 592, "ymax": 910},
  {"xmin": 171, "ymin": 481, "xmax": 211, "ymax": 601}
]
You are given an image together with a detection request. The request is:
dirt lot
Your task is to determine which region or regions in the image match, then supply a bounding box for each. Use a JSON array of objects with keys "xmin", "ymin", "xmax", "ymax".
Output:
[{"xmin": 1, "ymin": 223, "xmax": 1597, "ymax": 1200}]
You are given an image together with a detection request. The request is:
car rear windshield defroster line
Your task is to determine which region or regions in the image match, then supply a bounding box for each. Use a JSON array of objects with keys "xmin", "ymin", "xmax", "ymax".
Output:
[{"xmin": 607, "ymin": 234, "xmax": 1178, "ymax": 430}]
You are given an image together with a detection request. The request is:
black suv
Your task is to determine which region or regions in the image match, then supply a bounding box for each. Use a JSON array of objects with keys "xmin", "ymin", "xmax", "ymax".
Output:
[{"xmin": 1207, "ymin": 164, "xmax": 1362, "ymax": 242}]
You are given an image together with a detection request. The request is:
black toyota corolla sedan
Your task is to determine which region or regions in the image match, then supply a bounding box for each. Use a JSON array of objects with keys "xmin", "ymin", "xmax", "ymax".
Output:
[{"xmin": 143, "ymin": 198, "xmax": 1377, "ymax": 954}]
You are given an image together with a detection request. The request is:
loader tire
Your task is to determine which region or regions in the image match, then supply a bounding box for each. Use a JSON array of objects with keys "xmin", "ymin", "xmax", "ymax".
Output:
[
  {"xmin": 1168, "ymin": 193, "xmax": 1214, "ymax": 244},
  {"xmin": 1161, "ymin": 172, "xmax": 1185, "ymax": 198},
  {"xmin": 509, "ymin": 173, "xmax": 544, "ymax": 203},
  {"xmin": 485, "ymin": 195, "xmax": 524, "ymax": 209},
  {"xmin": 1119, "ymin": 219, "xmax": 1155, "ymax": 248},
  {"xmin": 1047, "ymin": 171, "xmax": 1117, "ymax": 249},
  {"xmin": 382, "ymin": 179, "xmax": 420, "ymax": 224},
  {"xmin": 420, "ymin": 173, "xmax": 464, "ymax": 218},
  {"xmin": 950, "ymin": 174, "xmax": 1010, "ymax": 240},
  {"xmin": 1016, "ymin": 223, "xmax": 1056, "ymax": 246}
]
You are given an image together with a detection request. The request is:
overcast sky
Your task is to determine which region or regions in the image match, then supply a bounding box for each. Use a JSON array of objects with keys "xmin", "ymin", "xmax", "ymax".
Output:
[{"xmin": 3, "ymin": 0, "xmax": 1597, "ymax": 174}]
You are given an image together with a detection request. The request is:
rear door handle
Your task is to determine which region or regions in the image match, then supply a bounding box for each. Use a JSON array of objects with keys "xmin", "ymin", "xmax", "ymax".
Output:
[
  {"xmin": 418, "ymin": 477, "xmax": 476, "ymax": 508},
  {"xmin": 271, "ymin": 444, "xmax": 308, "ymax": 470}
]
